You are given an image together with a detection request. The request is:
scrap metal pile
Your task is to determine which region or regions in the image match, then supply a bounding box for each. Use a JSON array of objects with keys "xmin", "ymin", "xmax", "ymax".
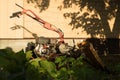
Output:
[{"xmin": 10, "ymin": 4, "xmax": 110, "ymax": 74}]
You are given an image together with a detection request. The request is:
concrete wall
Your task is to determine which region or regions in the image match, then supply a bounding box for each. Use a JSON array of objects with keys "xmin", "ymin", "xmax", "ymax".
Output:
[
  {"xmin": 0, "ymin": 38, "xmax": 84, "ymax": 52},
  {"xmin": 0, "ymin": 0, "xmax": 119, "ymax": 52},
  {"xmin": 23, "ymin": 0, "xmax": 90, "ymax": 38},
  {"xmin": 0, "ymin": 0, "xmax": 90, "ymax": 39},
  {"xmin": 0, "ymin": 0, "xmax": 23, "ymax": 38},
  {"xmin": 0, "ymin": 0, "xmax": 87, "ymax": 51},
  {"xmin": 0, "ymin": 39, "xmax": 34, "ymax": 52}
]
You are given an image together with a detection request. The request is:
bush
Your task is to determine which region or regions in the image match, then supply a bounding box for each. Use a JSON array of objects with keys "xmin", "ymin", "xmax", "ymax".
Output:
[{"xmin": 0, "ymin": 48, "xmax": 119, "ymax": 80}]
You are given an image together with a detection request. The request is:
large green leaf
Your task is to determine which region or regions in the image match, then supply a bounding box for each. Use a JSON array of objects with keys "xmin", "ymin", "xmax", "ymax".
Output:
[
  {"xmin": 26, "ymin": 58, "xmax": 52, "ymax": 80},
  {"xmin": 0, "ymin": 48, "xmax": 15, "ymax": 67},
  {"xmin": 55, "ymin": 55, "xmax": 66, "ymax": 63},
  {"xmin": 15, "ymin": 49, "xmax": 26, "ymax": 63},
  {"xmin": 40, "ymin": 60, "xmax": 57, "ymax": 78},
  {"xmin": 0, "ymin": 48, "xmax": 15, "ymax": 59},
  {"xmin": 57, "ymin": 67, "xmax": 73, "ymax": 80},
  {"xmin": 25, "ymin": 51, "xmax": 33, "ymax": 61}
]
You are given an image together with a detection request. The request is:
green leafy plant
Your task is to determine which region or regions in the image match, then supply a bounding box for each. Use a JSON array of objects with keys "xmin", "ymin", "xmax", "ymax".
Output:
[
  {"xmin": 0, "ymin": 48, "xmax": 120, "ymax": 80},
  {"xmin": 0, "ymin": 48, "xmax": 26, "ymax": 80}
]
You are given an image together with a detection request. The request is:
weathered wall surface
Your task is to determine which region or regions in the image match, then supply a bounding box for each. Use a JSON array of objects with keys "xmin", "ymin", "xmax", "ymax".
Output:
[
  {"xmin": 23, "ymin": 0, "xmax": 90, "ymax": 38},
  {"xmin": 0, "ymin": 0, "xmax": 23, "ymax": 38},
  {"xmin": 0, "ymin": 0, "xmax": 90, "ymax": 38},
  {"xmin": 0, "ymin": 0, "xmax": 88, "ymax": 51},
  {"xmin": 0, "ymin": 39, "xmax": 34, "ymax": 52},
  {"xmin": 0, "ymin": 0, "xmax": 119, "ymax": 52}
]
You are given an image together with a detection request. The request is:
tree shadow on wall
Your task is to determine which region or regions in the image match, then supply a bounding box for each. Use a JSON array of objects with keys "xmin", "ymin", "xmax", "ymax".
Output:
[
  {"xmin": 26, "ymin": 0, "xmax": 120, "ymax": 54},
  {"xmin": 60, "ymin": 0, "xmax": 120, "ymax": 54},
  {"xmin": 27, "ymin": 0, "xmax": 50, "ymax": 12}
]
